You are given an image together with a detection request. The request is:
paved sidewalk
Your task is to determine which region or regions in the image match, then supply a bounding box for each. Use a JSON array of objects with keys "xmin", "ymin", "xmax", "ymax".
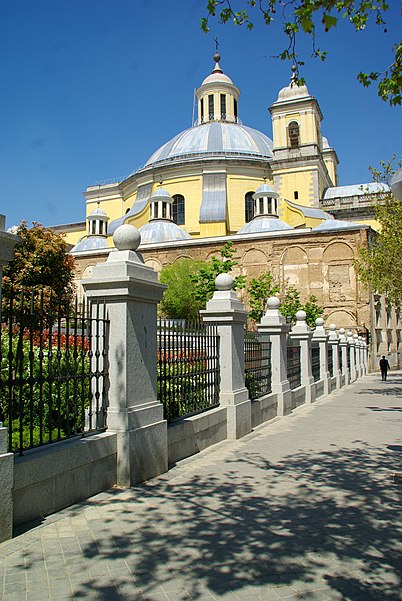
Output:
[{"xmin": 1, "ymin": 373, "xmax": 402, "ymax": 601}]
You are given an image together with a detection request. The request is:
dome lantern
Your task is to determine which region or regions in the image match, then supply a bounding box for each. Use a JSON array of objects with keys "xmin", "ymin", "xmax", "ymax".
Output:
[
  {"xmin": 149, "ymin": 188, "xmax": 173, "ymax": 221},
  {"xmin": 252, "ymin": 184, "xmax": 279, "ymax": 218},
  {"xmin": 87, "ymin": 206, "xmax": 110, "ymax": 237},
  {"xmin": 195, "ymin": 52, "xmax": 240, "ymax": 125}
]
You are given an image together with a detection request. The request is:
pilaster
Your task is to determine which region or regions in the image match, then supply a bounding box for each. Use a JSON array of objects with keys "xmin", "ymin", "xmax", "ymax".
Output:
[
  {"xmin": 201, "ymin": 274, "xmax": 251, "ymax": 439},
  {"xmin": 83, "ymin": 225, "xmax": 168, "ymax": 486},
  {"xmin": 312, "ymin": 318, "xmax": 330, "ymax": 395},
  {"xmin": 289, "ymin": 310, "xmax": 315, "ymax": 403},
  {"xmin": 257, "ymin": 297, "xmax": 291, "ymax": 416}
]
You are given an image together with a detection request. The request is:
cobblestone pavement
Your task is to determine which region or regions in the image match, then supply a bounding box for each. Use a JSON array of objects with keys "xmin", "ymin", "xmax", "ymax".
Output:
[{"xmin": 1, "ymin": 373, "xmax": 402, "ymax": 601}]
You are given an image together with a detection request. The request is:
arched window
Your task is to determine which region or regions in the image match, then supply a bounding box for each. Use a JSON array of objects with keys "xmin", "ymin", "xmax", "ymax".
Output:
[
  {"xmin": 288, "ymin": 121, "xmax": 300, "ymax": 148},
  {"xmin": 245, "ymin": 191, "xmax": 254, "ymax": 223},
  {"xmin": 172, "ymin": 194, "xmax": 185, "ymax": 225}
]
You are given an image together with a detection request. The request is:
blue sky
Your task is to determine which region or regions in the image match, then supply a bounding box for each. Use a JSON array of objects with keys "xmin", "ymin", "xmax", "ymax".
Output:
[{"xmin": 1, "ymin": 0, "xmax": 401, "ymax": 229}]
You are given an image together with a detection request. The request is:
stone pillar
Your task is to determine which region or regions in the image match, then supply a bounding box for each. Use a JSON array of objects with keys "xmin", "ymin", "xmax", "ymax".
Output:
[
  {"xmin": 339, "ymin": 328, "xmax": 349, "ymax": 385},
  {"xmin": 83, "ymin": 225, "xmax": 168, "ymax": 486},
  {"xmin": 355, "ymin": 334, "xmax": 362, "ymax": 378},
  {"xmin": 257, "ymin": 297, "xmax": 291, "ymax": 416},
  {"xmin": 201, "ymin": 274, "xmax": 251, "ymax": 439},
  {"xmin": 347, "ymin": 330, "xmax": 357, "ymax": 382},
  {"xmin": 328, "ymin": 324, "xmax": 341, "ymax": 389},
  {"xmin": 0, "ymin": 423, "xmax": 13, "ymax": 542},
  {"xmin": 312, "ymin": 318, "xmax": 330, "ymax": 395},
  {"xmin": 362, "ymin": 339, "xmax": 369, "ymax": 375},
  {"xmin": 289, "ymin": 310, "xmax": 315, "ymax": 403}
]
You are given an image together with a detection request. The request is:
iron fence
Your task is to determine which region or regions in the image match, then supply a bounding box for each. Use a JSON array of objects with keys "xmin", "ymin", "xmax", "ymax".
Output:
[
  {"xmin": 0, "ymin": 288, "xmax": 109, "ymax": 454},
  {"xmin": 339, "ymin": 346, "xmax": 343, "ymax": 374},
  {"xmin": 157, "ymin": 320, "xmax": 220, "ymax": 422},
  {"xmin": 287, "ymin": 343, "xmax": 301, "ymax": 389},
  {"xmin": 347, "ymin": 346, "xmax": 351, "ymax": 371},
  {"xmin": 328, "ymin": 346, "xmax": 334, "ymax": 377},
  {"xmin": 244, "ymin": 332, "xmax": 272, "ymax": 400},
  {"xmin": 311, "ymin": 345, "xmax": 320, "ymax": 382}
]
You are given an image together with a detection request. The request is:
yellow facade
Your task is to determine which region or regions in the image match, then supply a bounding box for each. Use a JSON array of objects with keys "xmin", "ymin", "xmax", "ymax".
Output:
[{"xmin": 64, "ymin": 56, "xmax": 381, "ymax": 253}]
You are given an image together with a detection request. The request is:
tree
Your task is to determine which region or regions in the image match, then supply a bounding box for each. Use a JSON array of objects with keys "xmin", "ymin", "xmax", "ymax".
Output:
[
  {"xmin": 159, "ymin": 258, "xmax": 206, "ymax": 321},
  {"xmin": 158, "ymin": 242, "xmax": 246, "ymax": 321},
  {"xmin": 202, "ymin": 1, "xmax": 401, "ymax": 105},
  {"xmin": 279, "ymin": 285, "xmax": 324, "ymax": 327},
  {"xmin": 1, "ymin": 221, "xmax": 76, "ymax": 317},
  {"xmin": 355, "ymin": 156, "xmax": 402, "ymax": 306},
  {"xmin": 190, "ymin": 241, "xmax": 246, "ymax": 307},
  {"xmin": 247, "ymin": 271, "xmax": 280, "ymax": 322}
]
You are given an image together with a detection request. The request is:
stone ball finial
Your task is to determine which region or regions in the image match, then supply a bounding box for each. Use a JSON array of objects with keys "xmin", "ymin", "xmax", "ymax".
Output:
[
  {"xmin": 295, "ymin": 310, "xmax": 306, "ymax": 322},
  {"xmin": 113, "ymin": 224, "xmax": 141, "ymax": 251},
  {"xmin": 339, "ymin": 328, "xmax": 345, "ymax": 335},
  {"xmin": 353, "ymin": 333, "xmax": 359, "ymax": 339},
  {"xmin": 267, "ymin": 296, "xmax": 280, "ymax": 310},
  {"xmin": 315, "ymin": 317, "xmax": 325, "ymax": 327},
  {"xmin": 215, "ymin": 273, "xmax": 233, "ymax": 291},
  {"xmin": 347, "ymin": 330, "xmax": 353, "ymax": 337},
  {"xmin": 214, "ymin": 52, "xmax": 221, "ymax": 63},
  {"xmin": 329, "ymin": 323, "xmax": 337, "ymax": 331}
]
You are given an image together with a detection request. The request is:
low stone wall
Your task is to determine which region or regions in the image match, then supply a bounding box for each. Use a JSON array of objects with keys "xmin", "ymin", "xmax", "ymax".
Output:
[
  {"xmin": 13, "ymin": 432, "xmax": 117, "ymax": 528},
  {"xmin": 168, "ymin": 407, "xmax": 227, "ymax": 465},
  {"xmin": 315, "ymin": 380, "xmax": 325, "ymax": 399},
  {"xmin": 251, "ymin": 393, "xmax": 278, "ymax": 428},
  {"xmin": 291, "ymin": 386, "xmax": 307, "ymax": 411}
]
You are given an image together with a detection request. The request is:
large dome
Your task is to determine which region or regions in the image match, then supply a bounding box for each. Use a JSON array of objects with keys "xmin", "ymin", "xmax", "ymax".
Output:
[{"xmin": 143, "ymin": 121, "xmax": 273, "ymax": 168}]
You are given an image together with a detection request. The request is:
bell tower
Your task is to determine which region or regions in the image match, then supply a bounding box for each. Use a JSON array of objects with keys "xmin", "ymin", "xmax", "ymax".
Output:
[{"xmin": 269, "ymin": 67, "xmax": 338, "ymax": 208}]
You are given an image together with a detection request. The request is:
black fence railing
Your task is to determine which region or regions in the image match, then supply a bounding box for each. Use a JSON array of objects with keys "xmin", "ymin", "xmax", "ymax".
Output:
[
  {"xmin": 339, "ymin": 346, "xmax": 343, "ymax": 375},
  {"xmin": 0, "ymin": 288, "xmax": 109, "ymax": 454},
  {"xmin": 287, "ymin": 343, "xmax": 301, "ymax": 390},
  {"xmin": 244, "ymin": 332, "xmax": 272, "ymax": 400},
  {"xmin": 157, "ymin": 320, "xmax": 220, "ymax": 422},
  {"xmin": 347, "ymin": 346, "xmax": 351, "ymax": 371},
  {"xmin": 311, "ymin": 345, "xmax": 320, "ymax": 382},
  {"xmin": 328, "ymin": 346, "xmax": 334, "ymax": 377}
]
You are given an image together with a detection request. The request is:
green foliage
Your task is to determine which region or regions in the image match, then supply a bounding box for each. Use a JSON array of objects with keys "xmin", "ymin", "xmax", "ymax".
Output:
[
  {"xmin": 0, "ymin": 328, "xmax": 90, "ymax": 451},
  {"xmin": 159, "ymin": 258, "xmax": 206, "ymax": 321},
  {"xmin": 190, "ymin": 241, "xmax": 246, "ymax": 307},
  {"xmin": 157, "ymin": 355, "xmax": 217, "ymax": 421},
  {"xmin": 202, "ymin": 1, "xmax": 400, "ymax": 105},
  {"xmin": 280, "ymin": 286, "xmax": 324, "ymax": 327},
  {"xmin": 2, "ymin": 222, "xmax": 76, "ymax": 318},
  {"xmin": 247, "ymin": 271, "xmax": 280, "ymax": 322},
  {"xmin": 355, "ymin": 156, "xmax": 402, "ymax": 305}
]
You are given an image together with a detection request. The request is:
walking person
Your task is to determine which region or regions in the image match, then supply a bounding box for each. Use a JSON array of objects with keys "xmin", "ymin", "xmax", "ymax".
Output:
[{"xmin": 379, "ymin": 355, "xmax": 390, "ymax": 381}]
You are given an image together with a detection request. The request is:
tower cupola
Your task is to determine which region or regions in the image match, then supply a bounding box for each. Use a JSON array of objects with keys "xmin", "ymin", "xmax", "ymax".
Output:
[
  {"xmin": 195, "ymin": 53, "xmax": 240, "ymax": 124},
  {"xmin": 87, "ymin": 206, "xmax": 109, "ymax": 237},
  {"xmin": 149, "ymin": 188, "xmax": 173, "ymax": 220},
  {"xmin": 252, "ymin": 184, "xmax": 279, "ymax": 218}
]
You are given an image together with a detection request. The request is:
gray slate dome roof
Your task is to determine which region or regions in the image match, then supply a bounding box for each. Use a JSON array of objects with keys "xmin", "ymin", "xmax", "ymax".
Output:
[
  {"xmin": 238, "ymin": 216, "xmax": 293, "ymax": 234},
  {"xmin": 71, "ymin": 236, "xmax": 107, "ymax": 253},
  {"xmin": 144, "ymin": 122, "xmax": 273, "ymax": 168},
  {"xmin": 139, "ymin": 221, "xmax": 191, "ymax": 245},
  {"xmin": 313, "ymin": 219, "xmax": 365, "ymax": 231}
]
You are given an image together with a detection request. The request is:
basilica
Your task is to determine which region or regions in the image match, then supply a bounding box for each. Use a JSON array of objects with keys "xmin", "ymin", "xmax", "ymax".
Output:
[{"xmin": 55, "ymin": 53, "xmax": 397, "ymax": 370}]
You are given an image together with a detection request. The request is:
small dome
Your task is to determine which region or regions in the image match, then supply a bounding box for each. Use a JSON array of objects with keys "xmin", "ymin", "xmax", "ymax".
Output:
[
  {"xmin": 139, "ymin": 221, "xmax": 191, "ymax": 245},
  {"xmin": 253, "ymin": 184, "xmax": 278, "ymax": 198},
  {"xmin": 238, "ymin": 216, "xmax": 293, "ymax": 234},
  {"xmin": 201, "ymin": 70, "xmax": 234, "ymax": 86},
  {"xmin": 89, "ymin": 207, "xmax": 108, "ymax": 217},
  {"xmin": 151, "ymin": 188, "xmax": 172, "ymax": 202},
  {"xmin": 71, "ymin": 236, "xmax": 107, "ymax": 253},
  {"xmin": 277, "ymin": 81, "xmax": 310, "ymax": 102}
]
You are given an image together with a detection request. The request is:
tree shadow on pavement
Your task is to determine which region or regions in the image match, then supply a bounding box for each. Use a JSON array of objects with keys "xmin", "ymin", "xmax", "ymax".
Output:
[{"xmin": 31, "ymin": 436, "xmax": 402, "ymax": 601}]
